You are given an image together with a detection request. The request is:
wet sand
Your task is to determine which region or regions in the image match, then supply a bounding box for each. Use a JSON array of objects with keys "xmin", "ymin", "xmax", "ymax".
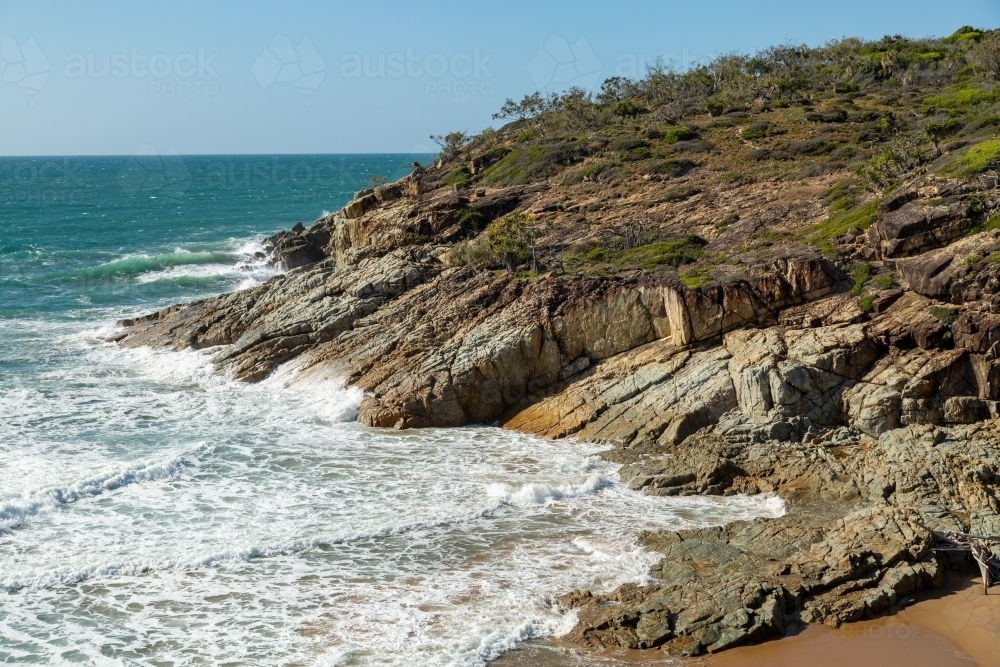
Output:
[{"xmin": 493, "ymin": 572, "xmax": 1000, "ymax": 667}]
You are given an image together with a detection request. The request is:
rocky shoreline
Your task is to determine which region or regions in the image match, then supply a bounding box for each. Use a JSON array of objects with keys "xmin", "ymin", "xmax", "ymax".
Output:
[{"xmin": 113, "ymin": 136, "xmax": 1000, "ymax": 656}]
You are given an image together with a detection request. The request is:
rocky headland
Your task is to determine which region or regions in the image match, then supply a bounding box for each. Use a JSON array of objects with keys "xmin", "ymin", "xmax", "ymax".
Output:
[{"xmin": 114, "ymin": 28, "xmax": 1000, "ymax": 658}]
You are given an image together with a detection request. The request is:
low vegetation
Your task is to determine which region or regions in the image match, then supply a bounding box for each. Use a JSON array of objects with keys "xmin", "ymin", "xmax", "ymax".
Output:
[
  {"xmin": 422, "ymin": 25, "xmax": 1000, "ymax": 281},
  {"xmin": 946, "ymin": 138, "xmax": 1000, "ymax": 175},
  {"xmin": 563, "ymin": 234, "xmax": 707, "ymax": 275}
]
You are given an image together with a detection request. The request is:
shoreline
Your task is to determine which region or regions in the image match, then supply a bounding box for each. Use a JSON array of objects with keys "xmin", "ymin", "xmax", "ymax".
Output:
[{"xmin": 491, "ymin": 571, "xmax": 998, "ymax": 667}]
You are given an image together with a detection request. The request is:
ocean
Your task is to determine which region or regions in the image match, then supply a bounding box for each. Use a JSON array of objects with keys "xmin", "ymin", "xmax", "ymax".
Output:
[{"xmin": 0, "ymin": 155, "xmax": 785, "ymax": 666}]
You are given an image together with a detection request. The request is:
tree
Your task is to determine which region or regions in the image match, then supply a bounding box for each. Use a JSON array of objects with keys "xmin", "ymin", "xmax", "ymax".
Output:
[
  {"xmin": 486, "ymin": 212, "xmax": 536, "ymax": 272},
  {"xmin": 597, "ymin": 76, "xmax": 637, "ymax": 104},
  {"xmin": 923, "ymin": 119, "xmax": 961, "ymax": 157},
  {"xmin": 971, "ymin": 31, "xmax": 1000, "ymax": 81},
  {"xmin": 429, "ymin": 131, "xmax": 471, "ymax": 160},
  {"xmin": 612, "ymin": 99, "xmax": 647, "ymax": 119},
  {"xmin": 492, "ymin": 92, "xmax": 547, "ymax": 121},
  {"xmin": 856, "ymin": 134, "xmax": 922, "ymax": 194}
]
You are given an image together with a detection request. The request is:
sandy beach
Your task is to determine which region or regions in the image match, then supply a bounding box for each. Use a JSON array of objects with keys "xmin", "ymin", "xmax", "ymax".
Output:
[{"xmin": 493, "ymin": 572, "xmax": 1000, "ymax": 667}]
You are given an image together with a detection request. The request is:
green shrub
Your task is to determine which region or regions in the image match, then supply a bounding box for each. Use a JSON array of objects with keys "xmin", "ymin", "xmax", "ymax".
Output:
[
  {"xmin": 516, "ymin": 129, "xmax": 534, "ymax": 143},
  {"xmin": 456, "ymin": 204, "xmax": 485, "ymax": 232},
  {"xmin": 622, "ymin": 146, "xmax": 652, "ymax": 161},
  {"xmin": 716, "ymin": 212, "xmax": 740, "ymax": 232},
  {"xmin": 660, "ymin": 184, "xmax": 701, "ymax": 202},
  {"xmin": 479, "ymin": 142, "xmax": 586, "ymax": 186},
  {"xmin": 741, "ymin": 120, "xmax": 782, "ymax": 140},
  {"xmin": 661, "ymin": 125, "xmax": 697, "ymax": 144},
  {"xmin": 856, "ymin": 138, "xmax": 922, "ymax": 192},
  {"xmin": 924, "ymin": 87, "xmax": 1000, "ymax": 109},
  {"xmin": 969, "ymin": 115, "xmax": 1000, "ymax": 130},
  {"xmin": 669, "ymin": 139, "xmax": 712, "ymax": 153},
  {"xmin": 858, "ymin": 294, "xmax": 876, "ymax": 313},
  {"xmin": 644, "ymin": 158, "xmax": 695, "ymax": 176},
  {"xmin": 805, "ymin": 109, "xmax": 848, "ymax": 123},
  {"xmin": 943, "ymin": 26, "xmax": 984, "ymax": 44},
  {"xmin": 851, "ymin": 262, "xmax": 871, "ymax": 296},
  {"xmin": 822, "ymin": 179, "xmax": 862, "ymax": 212},
  {"xmin": 443, "ymin": 165, "xmax": 471, "ymax": 187},
  {"xmin": 620, "ymin": 235, "xmax": 707, "ymax": 270},
  {"xmin": 448, "ymin": 239, "xmax": 494, "ymax": 269},
  {"xmin": 613, "ymin": 99, "xmax": 647, "ymax": 118},
  {"xmin": 790, "ymin": 136, "xmax": 834, "ymax": 154},
  {"xmin": 450, "ymin": 211, "xmax": 538, "ymax": 270},
  {"xmin": 929, "ymin": 305, "xmax": 957, "ymax": 325},
  {"xmin": 609, "ymin": 136, "xmax": 649, "ymax": 152},
  {"xmin": 964, "ymin": 213, "xmax": 1000, "ymax": 236},
  {"xmin": 923, "ymin": 118, "xmax": 962, "ymax": 150},
  {"xmin": 872, "ymin": 275, "xmax": 895, "ymax": 289},
  {"xmin": 806, "ymin": 200, "xmax": 879, "ymax": 253},
  {"xmin": 961, "ymin": 254, "xmax": 983, "ymax": 267},
  {"xmin": 680, "ymin": 266, "xmax": 713, "ymax": 289},
  {"xmin": 485, "ymin": 211, "xmax": 536, "ymax": 270},
  {"xmin": 705, "ymin": 97, "xmax": 726, "ymax": 116}
]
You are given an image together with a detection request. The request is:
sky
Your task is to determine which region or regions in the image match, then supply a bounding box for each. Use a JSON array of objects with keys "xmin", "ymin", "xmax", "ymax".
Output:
[{"xmin": 1, "ymin": 0, "xmax": 998, "ymax": 156}]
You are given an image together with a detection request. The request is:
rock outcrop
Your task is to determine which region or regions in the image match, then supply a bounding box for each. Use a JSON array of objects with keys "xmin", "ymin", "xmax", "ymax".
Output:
[
  {"xmin": 116, "ymin": 184, "xmax": 845, "ymax": 429},
  {"xmin": 558, "ymin": 420, "xmax": 1000, "ymax": 656},
  {"xmin": 113, "ymin": 148, "xmax": 1000, "ymax": 656}
]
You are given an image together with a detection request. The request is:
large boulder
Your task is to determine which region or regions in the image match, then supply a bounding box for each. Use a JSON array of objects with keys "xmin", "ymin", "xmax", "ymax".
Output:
[{"xmin": 869, "ymin": 197, "xmax": 971, "ymax": 258}]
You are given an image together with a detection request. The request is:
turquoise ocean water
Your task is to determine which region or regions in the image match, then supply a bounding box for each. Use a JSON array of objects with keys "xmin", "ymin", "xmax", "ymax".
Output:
[{"xmin": 0, "ymin": 155, "xmax": 784, "ymax": 666}]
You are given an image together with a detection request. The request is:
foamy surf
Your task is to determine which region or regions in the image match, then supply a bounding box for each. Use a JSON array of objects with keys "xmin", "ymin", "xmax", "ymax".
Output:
[
  {"xmin": 0, "ymin": 314, "xmax": 790, "ymax": 667},
  {"xmin": 487, "ymin": 471, "xmax": 615, "ymax": 506},
  {"xmin": 0, "ymin": 451, "xmax": 195, "ymax": 532},
  {"xmin": 0, "ymin": 499, "xmax": 513, "ymax": 593}
]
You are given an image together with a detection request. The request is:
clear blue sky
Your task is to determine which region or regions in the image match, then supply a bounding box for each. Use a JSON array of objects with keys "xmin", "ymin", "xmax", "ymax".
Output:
[{"xmin": 1, "ymin": 0, "xmax": 998, "ymax": 155}]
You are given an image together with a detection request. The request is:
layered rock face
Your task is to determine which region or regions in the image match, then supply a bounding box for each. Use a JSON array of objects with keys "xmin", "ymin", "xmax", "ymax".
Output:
[
  {"xmin": 115, "ymin": 169, "xmax": 1000, "ymax": 655},
  {"xmin": 560, "ymin": 421, "xmax": 1000, "ymax": 655},
  {"xmin": 505, "ymin": 288, "xmax": 1000, "ymax": 447},
  {"xmin": 117, "ymin": 180, "xmax": 844, "ymax": 430}
]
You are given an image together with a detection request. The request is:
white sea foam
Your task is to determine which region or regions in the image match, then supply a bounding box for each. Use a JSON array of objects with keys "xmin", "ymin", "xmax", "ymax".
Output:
[
  {"xmin": 2, "ymin": 310, "xmax": 787, "ymax": 667},
  {"xmin": 486, "ymin": 471, "xmax": 615, "ymax": 506},
  {"xmin": 0, "ymin": 499, "xmax": 512, "ymax": 593},
  {"xmin": 0, "ymin": 451, "xmax": 194, "ymax": 532}
]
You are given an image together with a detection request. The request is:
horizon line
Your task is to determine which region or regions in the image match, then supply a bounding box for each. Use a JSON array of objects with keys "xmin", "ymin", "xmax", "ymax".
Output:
[{"xmin": 0, "ymin": 152, "xmax": 440, "ymax": 159}]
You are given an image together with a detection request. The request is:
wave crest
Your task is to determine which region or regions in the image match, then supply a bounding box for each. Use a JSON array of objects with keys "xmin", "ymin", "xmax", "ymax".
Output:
[
  {"xmin": 70, "ymin": 251, "xmax": 234, "ymax": 281},
  {"xmin": 0, "ymin": 452, "xmax": 194, "ymax": 533},
  {"xmin": 486, "ymin": 472, "xmax": 615, "ymax": 506}
]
